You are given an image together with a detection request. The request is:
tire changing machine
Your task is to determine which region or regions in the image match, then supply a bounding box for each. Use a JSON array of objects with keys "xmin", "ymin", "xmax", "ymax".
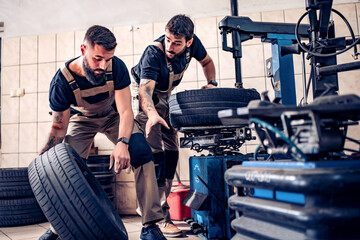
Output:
[
  {"xmin": 175, "ymin": 0, "xmax": 360, "ymax": 239},
  {"xmin": 177, "ymin": 0, "xmax": 309, "ymax": 238}
]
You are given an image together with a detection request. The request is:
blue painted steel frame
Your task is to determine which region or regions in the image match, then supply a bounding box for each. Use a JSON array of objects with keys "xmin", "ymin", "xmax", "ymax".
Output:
[
  {"xmin": 266, "ymin": 33, "xmax": 297, "ymax": 106},
  {"xmin": 189, "ymin": 155, "xmax": 242, "ymax": 239}
]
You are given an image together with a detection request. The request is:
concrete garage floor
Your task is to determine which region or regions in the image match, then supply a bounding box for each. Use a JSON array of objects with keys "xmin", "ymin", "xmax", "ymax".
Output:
[{"xmin": 0, "ymin": 215, "xmax": 202, "ymax": 240}]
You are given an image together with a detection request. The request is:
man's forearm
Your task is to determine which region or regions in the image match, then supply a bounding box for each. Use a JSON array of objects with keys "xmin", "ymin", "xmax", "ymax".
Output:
[
  {"xmin": 203, "ymin": 61, "xmax": 216, "ymax": 82},
  {"xmin": 40, "ymin": 110, "xmax": 70, "ymax": 154},
  {"xmin": 118, "ymin": 109, "xmax": 134, "ymax": 139},
  {"xmin": 139, "ymin": 80, "xmax": 158, "ymax": 118},
  {"xmin": 200, "ymin": 54, "xmax": 216, "ymax": 82},
  {"xmin": 40, "ymin": 135, "xmax": 64, "ymax": 154}
]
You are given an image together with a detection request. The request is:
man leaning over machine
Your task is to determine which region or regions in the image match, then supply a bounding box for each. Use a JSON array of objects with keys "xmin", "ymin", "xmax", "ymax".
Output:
[{"xmin": 132, "ymin": 14, "xmax": 217, "ymax": 237}]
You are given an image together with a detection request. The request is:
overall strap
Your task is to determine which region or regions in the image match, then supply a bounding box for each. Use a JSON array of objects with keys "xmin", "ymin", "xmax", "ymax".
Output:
[
  {"xmin": 152, "ymin": 41, "xmax": 174, "ymax": 77},
  {"xmin": 61, "ymin": 65, "xmax": 84, "ymax": 107},
  {"xmin": 172, "ymin": 48, "xmax": 190, "ymax": 81},
  {"xmin": 151, "ymin": 41, "xmax": 191, "ymax": 94},
  {"xmin": 105, "ymin": 60, "xmax": 114, "ymax": 97}
]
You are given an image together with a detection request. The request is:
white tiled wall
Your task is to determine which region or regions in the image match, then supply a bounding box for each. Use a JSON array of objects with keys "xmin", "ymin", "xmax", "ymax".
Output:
[
  {"xmin": 1, "ymin": 3, "xmax": 359, "ymax": 213},
  {"xmin": 38, "ymin": 34, "xmax": 56, "ymax": 63},
  {"xmin": 20, "ymin": 36, "xmax": 38, "ymax": 65},
  {"xmin": 56, "ymin": 32, "xmax": 75, "ymax": 62},
  {"xmin": 113, "ymin": 26, "xmax": 134, "ymax": 57},
  {"xmin": 2, "ymin": 66, "xmax": 20, "ymax": 95},
  {"xmin": 133, "ymin": 24, "xmax": 153, "ymax": 55},
  {"xmin": 20, "ymin": 64, "xmax": 38, "ymax": 93},
  {"xmin": 2, "ymin": 38, "xmax": 20, "ymax": 66}
]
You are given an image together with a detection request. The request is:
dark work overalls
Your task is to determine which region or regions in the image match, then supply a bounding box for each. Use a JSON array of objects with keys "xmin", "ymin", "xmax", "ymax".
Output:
[
  {"xmin": 133, "ymin": 41, "xmax": 191, "ymax": 222},
  {"xmin": 61, "ymin": 59, "xmax": 163, "ymax": 225}
]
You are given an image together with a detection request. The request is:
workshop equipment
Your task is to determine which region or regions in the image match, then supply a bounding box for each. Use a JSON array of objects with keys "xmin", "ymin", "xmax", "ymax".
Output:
[
  {"xmin": 219, "ymin": 0, "xmax": 360, "ymax": 104},
  {"xmin": 183, "ymin": 155, "xmax": 238, "ymax": 239},
  {"xmin": 183, "ymin": 154, "xmax": 271, "ymax": 239},
  {"xmin": 173, "ymin": 0, "xmax": 360, "ymax": 239},
  {"xmin": 225, "ymin": 159, "xmax": 360, "ymax": 239},
  {"xmin": 218, "ymin": 0, "xmax": 360, "ymax": 239},
  {"xmin": 218, "ymin": 8, "xmax": 309, "ymax": 105}
]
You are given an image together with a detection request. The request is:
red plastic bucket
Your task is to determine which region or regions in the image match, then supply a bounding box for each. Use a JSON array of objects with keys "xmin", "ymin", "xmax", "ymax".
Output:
[{"xmin": 168, "ymin": 184, "xmax": 191, "ymax": 220}]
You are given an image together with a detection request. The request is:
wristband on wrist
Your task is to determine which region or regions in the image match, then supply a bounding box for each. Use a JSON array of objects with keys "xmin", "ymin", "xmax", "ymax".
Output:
[
  {"xmin": 208, "ymin": 80, "xmax": 218, "ymax": 86},
  {"xmin": 117, "ymin": 137, "xmax": 129, "ymax": 145}
]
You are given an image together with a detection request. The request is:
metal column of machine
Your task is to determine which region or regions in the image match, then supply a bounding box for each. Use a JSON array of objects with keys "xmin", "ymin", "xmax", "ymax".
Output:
[
  {"xmin": 267, "ymin": 33, "xmax": 297, "ymax": 105},
  {"xmin": 219, "ymin": 16, "xmax": 309, "ymax": 105},
  {"xmin": 230, "ymin": 0, "xmax": 242, "ymax": 89}
]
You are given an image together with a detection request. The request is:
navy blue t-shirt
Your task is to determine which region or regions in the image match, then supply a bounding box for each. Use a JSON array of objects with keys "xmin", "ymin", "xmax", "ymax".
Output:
[
  {"xmin": 49, "ymin": 56, "xmax": 130, "ymax": 111},
  {"xmin": 132, "ymin": 34, "xmax": 207, "ymax": 91}
]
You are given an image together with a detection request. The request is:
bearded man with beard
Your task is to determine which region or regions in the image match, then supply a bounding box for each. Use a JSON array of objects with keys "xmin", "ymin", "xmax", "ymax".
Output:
[
  {"xmin": 132, "ymin": 14, "xmax": 216, "ymax": 237},
  {"xmin": 39, "ymin": 25, "xmax": 167, "ymax": 240}
]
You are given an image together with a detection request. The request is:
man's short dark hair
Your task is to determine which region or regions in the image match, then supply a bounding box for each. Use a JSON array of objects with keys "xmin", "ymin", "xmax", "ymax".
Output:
[
  {"xmin": 84, "ymin": 25, "xmax": 117, "ymax": 51},
  {"xmin": 165, "ymin": 14, "xmax": 194, "ymax": 42}
]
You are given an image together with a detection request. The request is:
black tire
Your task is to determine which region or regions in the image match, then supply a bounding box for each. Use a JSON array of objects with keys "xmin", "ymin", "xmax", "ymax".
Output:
[
  {"xmin": 28, "ymin": 143, "xmax": 128, "ymax": 240},
  {"xmin": 169, "ymin": 88, "xmax": 259, "ymax": 105},
  {"xmin": 0, "ymin": 197, "xmax": 47, "ymax": 227},
  {"xmin": 169, "ymin": 101, "xmax": 247, "ymax": 112},
  {"xmin": 86, "ymin": 155, "xmax": 113, "ymax": 178},
  {"xmin": 0, "ymin": 168, "xmax": 33, "ymax": 198},
  {"xmin": 87, "ymin": 155, "xmax": 111, "ymax": 163},
  {"xmin": 169, "ymin": 88, "xmax": 260, "ymax": 128}
]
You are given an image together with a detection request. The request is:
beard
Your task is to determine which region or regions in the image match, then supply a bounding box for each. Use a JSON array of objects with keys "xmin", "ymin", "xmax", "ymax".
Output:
[
  {"xmin": 82, "ymin": 56, "xmax": 105, "ymax": 85},
  {"xmin": 166, "ymin": 50, "xmax": 175, "ymax": 58},
  {"xmin": 165, "ymin": 46, "xmax": 187, "ymax": 60},
  {"xmin": 166, "ymin": 50, "xmax": 182, "ymax": 60}
]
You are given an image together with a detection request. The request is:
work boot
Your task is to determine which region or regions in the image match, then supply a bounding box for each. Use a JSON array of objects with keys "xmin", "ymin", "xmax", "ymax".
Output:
[
  {"xmin": 140, "ymin": 225, "xmax": 167, "ymax": 240},
  {"xmin": 39, "ymin": 228, "xmax": 59, "ymax": 240},
  {"xmin": 159, "ymin": 221, "xmax": 182, "ymax": 237}
]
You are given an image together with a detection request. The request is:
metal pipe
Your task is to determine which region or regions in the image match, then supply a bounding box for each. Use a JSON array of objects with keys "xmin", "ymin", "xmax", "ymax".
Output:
[
  {"xmin": 317, "ymin": 61, "xmax": 360, "ymax": 76},
  {"xmin": 230, "ymin": 0, "xmax": 243, "ymax": 88},
  {"xmin": 301, "ymin": 51, "xmax": 308, "ymax": 105},
  {"xmin": 234, "ymin": 58, "xmax": 243, "ymax": 88},
  {"xmin": 231, "ymin": 0, "xmax": 238, "ymax": 16}
]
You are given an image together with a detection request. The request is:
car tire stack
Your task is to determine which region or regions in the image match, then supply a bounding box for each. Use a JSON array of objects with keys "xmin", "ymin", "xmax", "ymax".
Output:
[
  {"xmin": 0, "ymin": 168, "xmax": 47, "ymax": 227},
  {"xmin": 86, "ymin": 155, "xmax": 115, "ymax": 203},
  {"xmin": 169, "ymin": 88, "xmax": 260, "ymax": 128}
]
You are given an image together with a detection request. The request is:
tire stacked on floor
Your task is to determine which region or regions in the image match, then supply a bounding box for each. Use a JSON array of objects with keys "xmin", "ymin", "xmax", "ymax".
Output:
[
  {"xmin": 86, "ymin": 155, "xmax": 115, "ymax": 202},
  {"xmin": 225, "ymin": 161, "xmax": 360, "ymax": 240},
  {"xmin": 28, "ymin": 143, "xmax": 128, "ymax": 240},
  {"xmin": 0, "ymin": 168, "xmax": 47, "ymax": 227}
]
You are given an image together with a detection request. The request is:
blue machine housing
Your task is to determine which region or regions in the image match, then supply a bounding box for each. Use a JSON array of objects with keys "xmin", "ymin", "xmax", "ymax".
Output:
[
  {"xmin": 186, "ymin": 154, "xmax": 270, "ymax": 239},
  {"xmin": 188, "ymin": 155, "xmax": 239, "ymax": 239},
  {"xmin": 225, "ymin": 159, "xmax": 360, "ymax": 239}
]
